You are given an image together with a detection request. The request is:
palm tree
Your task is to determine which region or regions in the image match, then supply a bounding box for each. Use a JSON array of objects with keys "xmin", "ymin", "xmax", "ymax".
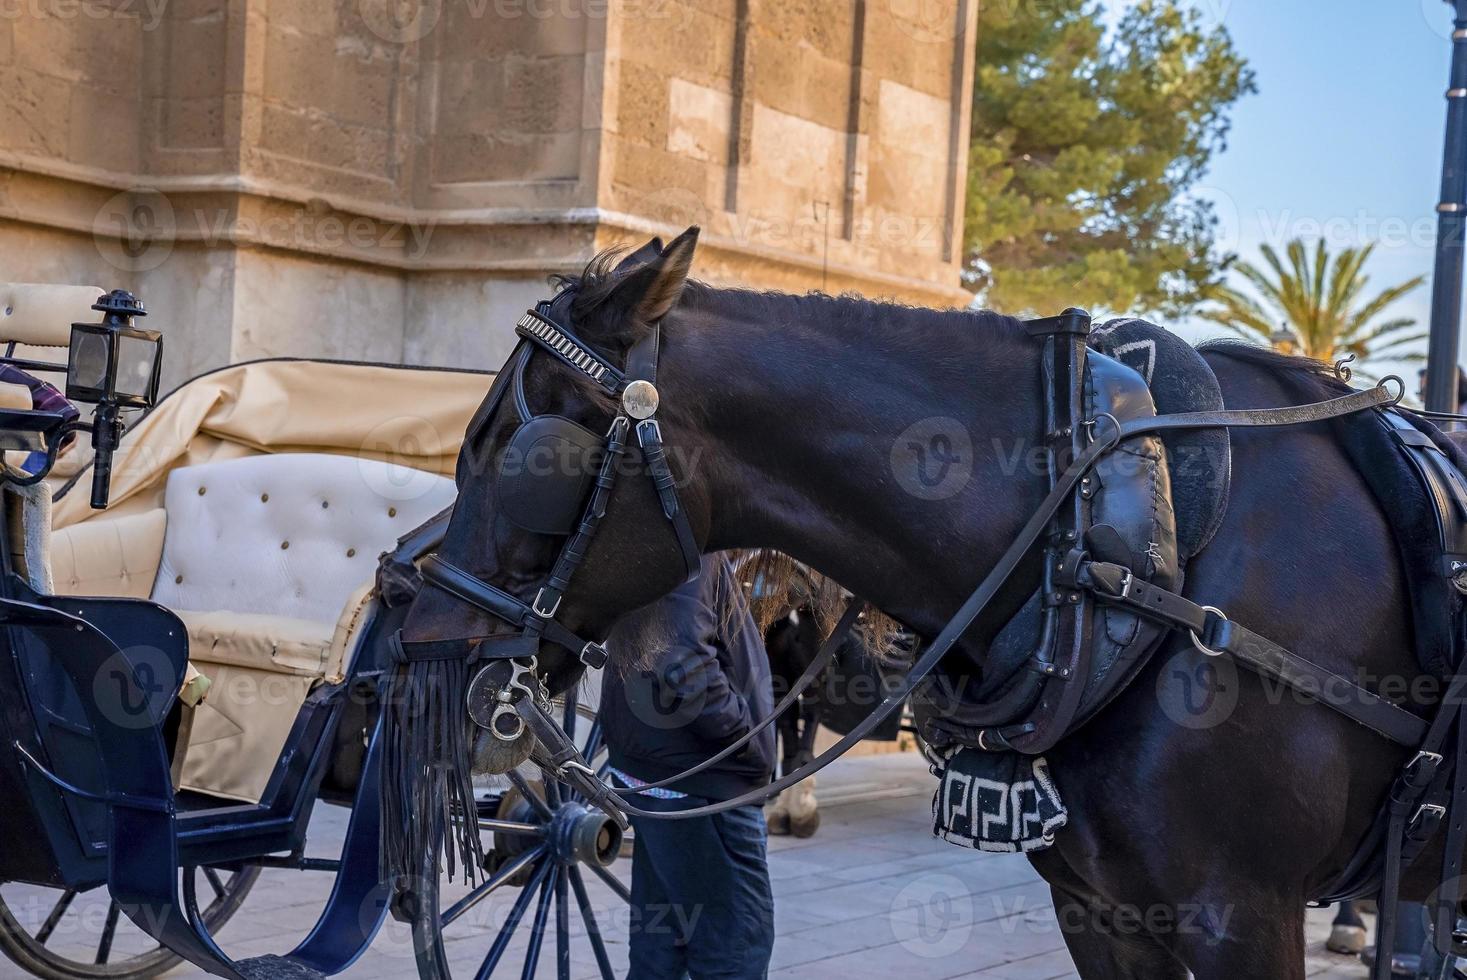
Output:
[{"xmin": 1200, "ymin": 238, "xmax": 1426, "ymax": 372}]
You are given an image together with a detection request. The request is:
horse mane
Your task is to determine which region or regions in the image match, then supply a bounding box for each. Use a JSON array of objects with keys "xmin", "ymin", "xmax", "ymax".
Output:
[
  {"xmin": 554, "ymin": 246, "xmax": 1023, "ymax": 340},
  {"xmin": 1196, "ymin": 338, "xmax": 1357, "ymax": 400}
]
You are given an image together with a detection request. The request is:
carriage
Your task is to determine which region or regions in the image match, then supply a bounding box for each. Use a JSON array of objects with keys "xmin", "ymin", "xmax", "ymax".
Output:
[{"xmin": 0, "ymin": 282, "xmax": 636, "ymax": 979}]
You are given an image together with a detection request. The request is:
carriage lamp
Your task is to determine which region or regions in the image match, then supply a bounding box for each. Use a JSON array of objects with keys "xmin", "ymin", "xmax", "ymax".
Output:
[
  {"xmin": 66, "ymin": 290, "xmax": 162, "ymax": 509},
  {"xmin": 66, "ymin": 289, "xmax": 162, "ymax": 409}
]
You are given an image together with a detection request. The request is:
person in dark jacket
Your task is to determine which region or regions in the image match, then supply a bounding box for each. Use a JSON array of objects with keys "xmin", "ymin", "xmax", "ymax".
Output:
[{"xmin": 600, "ymin": 554, "xmax": 775, "ymax": 980}]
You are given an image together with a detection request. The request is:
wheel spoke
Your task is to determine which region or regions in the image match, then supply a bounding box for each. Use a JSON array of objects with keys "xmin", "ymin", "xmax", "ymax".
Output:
[
  {"xmin": 203, "ymin": 867, "xmax": 228, "ymax": 901},
  {"xmin": 519, "ymin": 871, "xmax": 556, "ymax": 980},
  {"xmin": 35, "ymin": 889, "xmax": 75, "ymax": 945},
  {"xmin": 569, "ymin": 867, "xmax": 616, "ymax": 980},
  {"xmin": 555, "ymin": 867, "xmax": 571, "ymax": 980},
  {"xmin": 95, "ymin": 901, "xmax": 120, "ymax": 964},
  {"xmin": 588, "ymin": 864, "xmax": 631, "ymax": 904},
  {"xmin": 473, "ymin": 860, "xmax": 554, "ymax": 980},
  {"xmin": 544, "ymin": 771, "xmax": 562, "ymax": 808},
  {"xmin": 581, "ymin": 720, "xmax": 603, "ymax": 762},
  {"xmin": 442, "ymin": 845, "xmax": 547, "ymax": 927},
  {"xmin": 561, "ymin": 687, "xmax": 580, "ymax": 741},
  {"xmin": 477, "ymin": 818, "xmax": 546, "ymax": 836}
]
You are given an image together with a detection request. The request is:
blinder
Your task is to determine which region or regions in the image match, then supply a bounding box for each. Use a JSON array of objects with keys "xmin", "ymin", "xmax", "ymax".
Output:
[{"xmin": 497, "ymin": 415, "xmax": 606, "ymax": 535}]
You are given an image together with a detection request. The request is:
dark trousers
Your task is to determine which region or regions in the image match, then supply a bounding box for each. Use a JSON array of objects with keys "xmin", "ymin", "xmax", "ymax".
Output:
[{"xmin": 627, "ymin": 794, "xmax": 774, "ymax": 980}]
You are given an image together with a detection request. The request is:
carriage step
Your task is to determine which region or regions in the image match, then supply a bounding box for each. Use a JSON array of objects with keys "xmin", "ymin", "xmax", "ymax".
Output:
[{"xmin": 236, "ymin": 955, "xmax": 328, "ymax": 980}]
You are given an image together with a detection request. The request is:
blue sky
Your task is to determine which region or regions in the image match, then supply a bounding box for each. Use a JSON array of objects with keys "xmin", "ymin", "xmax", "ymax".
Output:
[{"xmin": 1101, "ymin": 0, "xmax": 1458, "ymax": 376}]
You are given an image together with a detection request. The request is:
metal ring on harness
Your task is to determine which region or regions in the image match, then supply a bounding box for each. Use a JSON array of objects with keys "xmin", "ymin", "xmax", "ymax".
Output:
[{"xmin": 1189, "ymin": 606, "xmax": 1228, "ymax": 657}]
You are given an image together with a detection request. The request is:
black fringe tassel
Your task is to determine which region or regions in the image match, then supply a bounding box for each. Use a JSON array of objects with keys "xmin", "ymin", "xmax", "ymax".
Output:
[{"xmin": 381, "ymin": 656, "xmax": 483, "ymax": 888}]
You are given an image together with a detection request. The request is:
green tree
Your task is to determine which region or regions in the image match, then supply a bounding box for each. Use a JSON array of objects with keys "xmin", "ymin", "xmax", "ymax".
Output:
[
  {"xmin": 1199, "ymin": 238, "xmax": 1426, "ymax": 369},
  {"xmin": 967, "ymin": 0, "xmax": 1255, "ymax": 317}
]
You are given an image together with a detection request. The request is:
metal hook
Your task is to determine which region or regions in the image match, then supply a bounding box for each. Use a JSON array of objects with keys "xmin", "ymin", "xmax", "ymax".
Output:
[
  {"xmin": 1379, "ymin": 375, "xmax": 1407, "ymax": 406},
  {"xmin": 1333, "ymin": 353, "xmax": 1356, "ymax": 382}
]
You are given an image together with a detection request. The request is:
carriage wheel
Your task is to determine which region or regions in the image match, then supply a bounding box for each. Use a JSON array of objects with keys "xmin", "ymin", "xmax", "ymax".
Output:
[
  {"xmin": 0, "ymin": 864, "xmax": 260, "ymax": 980},
  {"xmin": 415, "ymin": 688, "xmax": 630, "ymax": 979}
]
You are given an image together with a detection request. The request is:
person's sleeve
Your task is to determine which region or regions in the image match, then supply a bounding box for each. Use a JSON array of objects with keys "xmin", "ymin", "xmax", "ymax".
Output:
[{"xmin": 655, "ymin": 583, "xmax": 754, "ymax": 745}]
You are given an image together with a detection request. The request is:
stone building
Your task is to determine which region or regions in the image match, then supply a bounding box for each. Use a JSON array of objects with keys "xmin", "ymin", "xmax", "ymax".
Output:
[{"xmin": 0, "ymin": 0, "xmax": 976, "ymax": 388}]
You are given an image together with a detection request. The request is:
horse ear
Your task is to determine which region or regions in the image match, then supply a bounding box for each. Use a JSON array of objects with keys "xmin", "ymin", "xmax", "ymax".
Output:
[
  {"xmin": 626, "ymin": 226, "xmax": 699, "ymax": 324},
  {"xmin": 614, "ymin": 238, "xmax": 664, "ymax": 274}
]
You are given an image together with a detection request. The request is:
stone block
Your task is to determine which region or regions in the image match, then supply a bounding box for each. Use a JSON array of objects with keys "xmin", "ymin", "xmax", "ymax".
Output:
[
  {"xmin": 666, "ymin": 77, "xmax": 731, "ymax": 163},
  {"xmin": 614, "ymin": 58, "xmax": 670, "ymax": 146},
  {"xmin": 432, "ymin": 129, "xmax": 583, "ymax": 184},
  {"xmin": 0, "ymin": 67, "xmax": 70, "ymax": 157},
  {"xmin": 258, "ymin": 103, "xmax": 393, "ymax": 181},
  {"xmin": 68, "ymin": 85, "xmax": 142, "ymax": 172},
  {"xmin": 753, "ymin": 0, "xmax": 853, "ymax": 64},
  {"xmin": 749, "ymin": 34, "xmax": 852, "ymax": 128},
  {"xmin": 262, "ymin": 24, "xmax": 399, "ymax": 129}
]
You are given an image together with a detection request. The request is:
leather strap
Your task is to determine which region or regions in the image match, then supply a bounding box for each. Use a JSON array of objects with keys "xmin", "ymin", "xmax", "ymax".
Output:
[
  {"xmin": 1084, "ymin": 560, "xmax": 1429, "ymax": 746},
  {"xmin": 1209, "ymin": 619, "xmax": 1429, "ymax": 746},
  {"xmin": 1433, "ymin": 671, "xmax": 1467, "ymax": 956},
  {"xmin": 636, "ymin": 419, "xmax": 701, "ymax": 584},
  {"xmin": 545, "ymin": 415, "xmax": 1127, "ymax": 820},
  {"xmin": 624, "ymin": 323, "xmax": 661, "ymax": 385},
  {"xmin": 1116, "ymin": 383, "xmax": 1397, "ymax": 439},
  {"xmin": 409, "ymin": 556, "xmax": 608, "ymax": 668}
]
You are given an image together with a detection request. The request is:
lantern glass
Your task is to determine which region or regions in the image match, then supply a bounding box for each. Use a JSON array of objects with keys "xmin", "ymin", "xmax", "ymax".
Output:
[
  {"xmin": 115, "ymin": 329, "xmax": 161, "ymax": 405},
  {"xmin": 65, "ymin": 321, "xmax": 161, "ymax": 408},
  {"xmin": 66, "ymin": 324, "xmax": 113, "ymax": 402}
]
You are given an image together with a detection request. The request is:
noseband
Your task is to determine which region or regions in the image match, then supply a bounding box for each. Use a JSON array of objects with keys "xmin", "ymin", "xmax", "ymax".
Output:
[{"xmin": 390, "ymin": 302, "xmax": 701, "ymax": 733}]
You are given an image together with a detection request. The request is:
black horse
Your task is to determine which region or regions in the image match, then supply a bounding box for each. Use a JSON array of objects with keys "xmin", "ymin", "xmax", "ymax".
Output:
[{"xmin": 401, "ymin": 228, "xmax": 1443, "ymax": 978}]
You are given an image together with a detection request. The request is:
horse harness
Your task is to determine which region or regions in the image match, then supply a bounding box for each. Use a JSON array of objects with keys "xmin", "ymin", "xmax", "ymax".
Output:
[{"xmin": 397, "ymin": 300, "xmax": 1467, "ymax": 970}]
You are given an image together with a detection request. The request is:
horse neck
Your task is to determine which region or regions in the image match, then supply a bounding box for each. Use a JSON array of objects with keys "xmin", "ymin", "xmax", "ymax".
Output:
[{"xmin": 656, "ymin": 289, "xmax": 1047, "ymax": 638}]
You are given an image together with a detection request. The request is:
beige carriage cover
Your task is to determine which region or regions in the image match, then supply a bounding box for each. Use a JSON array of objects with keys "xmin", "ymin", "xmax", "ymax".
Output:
[
  {"xmin": 52, "ymin": 359, "xmax": 488, "ymax": 529},
  {"xmin": 47, "ymin": 359, "xmax": 491, "ymax": 801}
]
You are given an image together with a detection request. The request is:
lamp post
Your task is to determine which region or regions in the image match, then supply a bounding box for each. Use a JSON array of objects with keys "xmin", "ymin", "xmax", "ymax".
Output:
[{"xmin": 1424, "ymin": 0, "xmax": 1467, "ymax": 413}]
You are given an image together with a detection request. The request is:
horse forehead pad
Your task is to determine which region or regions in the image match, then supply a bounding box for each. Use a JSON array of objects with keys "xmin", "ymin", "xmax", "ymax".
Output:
[{"xmin": 496, "ymin": 415, "xmax": 604, "ymax": 535}]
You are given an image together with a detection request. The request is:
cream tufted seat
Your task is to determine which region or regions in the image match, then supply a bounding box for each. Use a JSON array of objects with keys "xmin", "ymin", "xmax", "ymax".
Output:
[{"xmin": 144, "ymin": 452, "xmax": 454, "ymax": 801}]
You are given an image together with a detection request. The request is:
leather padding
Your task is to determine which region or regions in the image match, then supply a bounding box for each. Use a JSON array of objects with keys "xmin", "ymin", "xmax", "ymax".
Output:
[
  {"xmin": 496, "ymin": 415, "xmax": 604, "ymax": 535},
  {"xmin": 1092, "ymin": 318, "xmax": 1230, "ymax": 561},
  {"xmin": 1077, "ymin": 352, "xmax": 1179, "ymax": 711}
]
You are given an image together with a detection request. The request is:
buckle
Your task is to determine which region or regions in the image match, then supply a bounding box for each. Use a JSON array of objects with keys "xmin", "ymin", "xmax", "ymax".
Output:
[
  {"xmin": 1404, "ymin": 750, "xmax": 1444, "ymax": 790},
  {"xmin": 580, "ymin": 641, "xmax": 609, "ymax": 669},
  {"xmin": 1116, "ymin": 568, "xmax": 1135, "ymax": 599},
  {"xmin": 1409, "ymin": 803, "xmax": 1446, "ymax": 842},
  {"xmin": 532, "ymin": 587, "xmax": 562, "ymax": 618},
  {"xmin": 636, "ymin": 418, "xmax": 663, "ymax": 447}
]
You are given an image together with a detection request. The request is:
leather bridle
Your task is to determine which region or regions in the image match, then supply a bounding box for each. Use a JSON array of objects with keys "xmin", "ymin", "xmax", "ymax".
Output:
[
  {"xmin": 391, "ymin": 302, "xmax": 701, "ymax": 681},
  {"xmin": 395, "ymin": 300, "xmax": 1409, "ymax": 832}
]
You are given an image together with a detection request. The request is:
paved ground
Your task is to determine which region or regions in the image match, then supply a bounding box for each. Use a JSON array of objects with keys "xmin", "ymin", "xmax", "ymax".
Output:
[{"xmin": 0, "ymin": 751, "xmax": 1371, "ymax": 979}]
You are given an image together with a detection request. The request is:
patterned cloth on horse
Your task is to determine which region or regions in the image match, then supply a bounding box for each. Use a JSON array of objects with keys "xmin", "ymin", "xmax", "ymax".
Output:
[{"xmin": 924, "ymin": 318, "xmax": 1228, "ymax": 853}]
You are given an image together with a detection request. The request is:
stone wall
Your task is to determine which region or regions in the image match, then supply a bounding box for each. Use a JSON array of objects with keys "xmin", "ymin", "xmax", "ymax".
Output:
[{"xmin": 1, "ymin": 0, "xmax": 975, "ymax": 388}]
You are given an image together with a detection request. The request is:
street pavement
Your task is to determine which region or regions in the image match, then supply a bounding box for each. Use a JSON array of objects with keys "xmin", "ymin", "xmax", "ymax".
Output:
[{"xmin": 0, "ymin": 751, "xmax": 1370, "ymax": 979}]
